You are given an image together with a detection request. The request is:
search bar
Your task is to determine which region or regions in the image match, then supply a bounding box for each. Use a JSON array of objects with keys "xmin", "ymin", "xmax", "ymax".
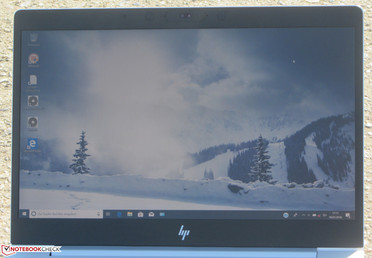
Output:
[{"xmin": 29, "ymin": 209, "xmax": 103, "ymax": 219}]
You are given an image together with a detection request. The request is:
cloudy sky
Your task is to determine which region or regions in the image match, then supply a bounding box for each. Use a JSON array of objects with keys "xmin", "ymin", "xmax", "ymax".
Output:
[{"xmin": 21, "ymin": 28, "xmax": 355, "ymax": 176}]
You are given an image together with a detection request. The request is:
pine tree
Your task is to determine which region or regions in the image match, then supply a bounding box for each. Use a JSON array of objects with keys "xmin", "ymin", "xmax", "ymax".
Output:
[
  {"xmin": 70, "ymin": 131, "xmax": 91, "ymax": 174},
  {"xmin": 251, "ymin": 135, "xmax": 273, "ymax": 182},
  {"xmin": 203, "ymin": 169, "xmax": 214, "ymax": 180}
]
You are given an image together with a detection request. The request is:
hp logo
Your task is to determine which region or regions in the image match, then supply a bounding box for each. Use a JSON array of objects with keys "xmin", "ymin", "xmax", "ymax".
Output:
[{"xmin": 178, "ymin": 225, "xmax": 190, "ymax": 240}]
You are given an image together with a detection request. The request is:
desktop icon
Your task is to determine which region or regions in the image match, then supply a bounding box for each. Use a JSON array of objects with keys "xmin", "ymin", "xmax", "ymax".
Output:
[
  {"xmin": 138, "ymin": 212, "xmax": 144, "ymax": 218},
  {"xmin": 26, "ymin": 138, "xmax": 38, "ymax": 150},
  {"xmin": 117, "ymin": 211, "xmax": 122, "ymax": 217},
  {"xmin": 127, "ymin": 212, "xmax": 133, "ymax": 217},
  {"xmin": 28, "ymin": 75, "xmax": 37, "ymax": 85},
  {"xmin": 159, "ymin": 212, "xmax": 165, "ymax": 217},
  {"xmin": 30, "ymin": 33, "xmax": 38, "ymax": 43},
  {"xmin": 28, "ymin": 95, "xmax": 39, "ymax": 107},
  {"xmin": 28, "ymin": 53, "xmax": 39, "ymax": 65},
  {"xmin": 27, "ymin": 117, "xmax": 38, "ymax": 128}
]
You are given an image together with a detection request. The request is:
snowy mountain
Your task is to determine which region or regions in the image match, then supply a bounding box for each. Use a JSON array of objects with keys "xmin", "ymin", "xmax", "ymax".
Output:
[
  {"xmin": 20, "ymin": 112, "xmax": 355, "ymax": 212},
  {"xmin": 258, "ymin": 114, "xmax": 306, "ymax": 140},
  {"xmin": 185, "ymin": 112, "xmax": 355, "ymax": 187},
  {"xmin": 284, "ymin": 112, "xmax": 355, "ymax": 186}
]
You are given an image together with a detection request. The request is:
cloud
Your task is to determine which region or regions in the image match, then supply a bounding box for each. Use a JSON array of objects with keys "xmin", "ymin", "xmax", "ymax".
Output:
[
  {"xmin": 38, "ymin": 30, "xmax": 287, "ymax": 175},
  {"xmin": 37, "ymin": 29, "xmax": 354, "ymax": 177},
  {"xmin": 47, "ymin": 30, "xmax": 263, "ymax": 176}
]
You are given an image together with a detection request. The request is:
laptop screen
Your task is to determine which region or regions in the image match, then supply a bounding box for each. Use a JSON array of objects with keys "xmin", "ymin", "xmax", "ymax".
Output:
[
  {"xmin": 19, "ymin": 27, "xmax": 356, "ymax": 220},
  {"xmin": 12, "ymin": 7, "xmax": 363, "ymax": 247}
]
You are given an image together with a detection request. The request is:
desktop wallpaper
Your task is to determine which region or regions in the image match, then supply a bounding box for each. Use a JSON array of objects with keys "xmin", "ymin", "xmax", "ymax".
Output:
[{"xmin": 19, "ymin": 28, "xmax": 355, "ymax": 212}]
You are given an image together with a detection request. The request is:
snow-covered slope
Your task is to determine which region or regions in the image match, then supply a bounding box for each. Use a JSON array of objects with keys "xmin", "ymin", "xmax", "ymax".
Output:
[
  {"xmin": 267, "ymin": 142, "xmax": 288, "ymax": 183},
  {"xmin": 20, "ymin": 169, "xmax": 354, "ymax": 211},
  {"xmin": 183, "ymin": 150, "xmax": 235, "ymax": 180},
  {"xmin": 285, "ymin": 112, "xmax": 355, "ymax": 185}
]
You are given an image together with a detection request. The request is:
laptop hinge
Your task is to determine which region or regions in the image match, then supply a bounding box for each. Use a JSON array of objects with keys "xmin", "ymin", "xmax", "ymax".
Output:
[
  {"xmin": 316, "ymin": 248, "xmax": 363, "ymax": 257},
  {"xmin": 51, "ymin": 247, "xmax": 317, "ymax": 257}
]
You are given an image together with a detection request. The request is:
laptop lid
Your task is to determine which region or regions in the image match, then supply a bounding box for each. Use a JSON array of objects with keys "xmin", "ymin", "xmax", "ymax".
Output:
[{"xmin": 11, "ymin": 6, "xmax": 363, "ymax": 249}]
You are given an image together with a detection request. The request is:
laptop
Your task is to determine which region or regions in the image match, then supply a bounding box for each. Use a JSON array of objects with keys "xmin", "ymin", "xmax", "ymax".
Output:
[{"xmin": 9, "ymin": 6, "xmax": 364, "ymax": 257}]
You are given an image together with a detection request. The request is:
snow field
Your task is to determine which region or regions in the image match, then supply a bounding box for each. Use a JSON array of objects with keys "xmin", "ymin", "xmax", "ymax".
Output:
[{"xmin": 20, "ymin": 170, "xmax": 354, "ymax": 211}]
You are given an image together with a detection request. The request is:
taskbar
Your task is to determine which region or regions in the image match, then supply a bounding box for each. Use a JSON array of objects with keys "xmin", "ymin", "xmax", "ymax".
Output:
[{"xmin": 19, "ymin": 209, "xmax": 355, "ymax": 220}]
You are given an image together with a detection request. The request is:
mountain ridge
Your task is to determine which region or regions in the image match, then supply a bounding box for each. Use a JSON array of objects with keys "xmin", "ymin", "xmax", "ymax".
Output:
[{"xmin": 186, "ymin": 112, "xmax": 355, "ymax": 186}]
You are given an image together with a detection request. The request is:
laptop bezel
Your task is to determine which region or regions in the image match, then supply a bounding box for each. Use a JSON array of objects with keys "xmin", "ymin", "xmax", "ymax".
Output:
[{"xmin": 12, "ymin": 6, "xmax": 364, "ymax": 248}]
